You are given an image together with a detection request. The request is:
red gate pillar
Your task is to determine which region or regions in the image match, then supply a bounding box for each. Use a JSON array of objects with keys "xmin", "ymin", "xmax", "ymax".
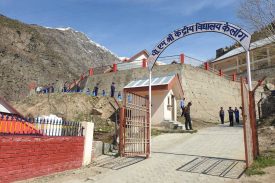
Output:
[
  {"xmin": 219, "ymin": 69, "xmax": 223, "ymax": 77},
  {"xmin": 89, "ymin": 68, "xmax": 94, "ymax": 76},
  {"xmin": 113, "ymin": 64, "xmax": 117, "ymax": 72},
  {"xmin": 119, "ymin": 107, "xmax": 125, "ymax": 156},
  {"xmin": 232, "ymin": 73, "xmax": 236, "ymax": 81},
  {"xmin": 142, "ymin": 59, "xmax": 147, "ymax": 68},
  {"xmin": 249, "ymin": 91, "xmax": 259, "ymax": 158},
  {"xmin": 180, "ymin": 53, "xmax": 184, "ymax": 64},
  {"xmin": 204, "ymin": 62, "xmax": 209, "ymax": 70}
]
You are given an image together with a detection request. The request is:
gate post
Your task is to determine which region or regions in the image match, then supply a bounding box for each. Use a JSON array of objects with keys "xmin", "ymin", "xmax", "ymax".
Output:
[
  {"xmin": 113, "ymin": 64, "xmax": 117, "ymax": 72},
  {"xmin": 142, "ymin": 59, "xmax": 147, "ymax": 68},
  {"xmin": 219, "ymin": 69, "xmax": 223, "ymax": 77},
  {"xmin": 180, "ymin": 53, "xmax": 184, "ymax": 64},
  {"xmin": 119, "ymin": 107, "xmax": 125, "ymax": 157},
  {"xmin": 249, "ymin": 92, "xmax": 258, "ymax": 158},
  {"xmin": 204, "ymin": 62, "xmax": 209, "ymax": 70},
  {"xmin": 89, "ymin": 68, "xmax": 94, "ymax": 76},
  {"xmin": 232, "ymin": 73, "xmax": 236, "ymax": 81}
]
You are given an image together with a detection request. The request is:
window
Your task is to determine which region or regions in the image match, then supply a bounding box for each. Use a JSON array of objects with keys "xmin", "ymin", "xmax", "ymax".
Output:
[
  {"xmin": 239, "ymin": 55, "xmax": 246, "ymax": 65},
  {"xmin": 255, "ymin": 61, "xmax": 268, "ymax": 69},
  {"xmin": 254, "ymin": 48, "xmax": 267, "ymax": 61},
  {"xmin": 269, "ymin": 46, "xmax": 275, "ymax": 56}
]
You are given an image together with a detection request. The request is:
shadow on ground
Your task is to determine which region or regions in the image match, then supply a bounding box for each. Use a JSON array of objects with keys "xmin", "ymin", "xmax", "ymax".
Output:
[
  {"xmin": 92, "ymin": 155, "xmax": 145, "ymax": 170},
  {"xmin": 153, "ymin": 151, "xmax": 246, "ymax": 179}
]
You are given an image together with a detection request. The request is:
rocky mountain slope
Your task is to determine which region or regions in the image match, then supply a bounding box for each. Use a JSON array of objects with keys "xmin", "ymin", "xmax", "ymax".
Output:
[{"xmin": 0, "ymin": 14, "xmax": 120, "ymax": 101}]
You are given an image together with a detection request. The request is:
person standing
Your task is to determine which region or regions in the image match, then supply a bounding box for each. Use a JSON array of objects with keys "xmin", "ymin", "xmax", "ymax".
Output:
[
  {"xmin": 184, "ymin": 102, "xmax": 193, "ymax": 130},
  {"xmin": 228, "ymin": 107, "xmax": 234, "ymax": 127},
  {"xmin": 50, "ymin": 83, "xmax": 55, "ymax": 93},
  {"xmin": 63, "ymin": 82, "xmax": 68, "ymax": 92},
  {"xmin": 234, "ymin": 107, "xmax": 240, "ymax": 124},
  {"xmin": 94, "ymin": 83, "xmax": 99, "ymax": 96},
  {"xmin": 117, "ymin": 91, "xmax": 122, "ymax": 101},
  {"xmin": 102, "ymin": 90, "xmax": 106, "ymax": 96},
  {"xmin": 76, "ymin": 83, "xmax": 81, "ymax": 93},
  {"xmin": 180, "ymin": 98, "xmax": 185, "ymax": 117},
  {"xmin": 219, "ymin": 107, "xmax": 225, "ymax": 124},
  {"xmin": 111, "ymin": 82, "xmax": 115, "ymax": 97},
  {"xmin": 86, "ymin": 88, "xmax": 91, "ymax": 95}
]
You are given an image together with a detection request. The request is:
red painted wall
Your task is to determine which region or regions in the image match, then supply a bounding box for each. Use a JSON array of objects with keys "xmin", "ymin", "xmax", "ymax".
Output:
[{"xmin": 0, "ymin": 136, "xmax": 84, "ymax": 183}]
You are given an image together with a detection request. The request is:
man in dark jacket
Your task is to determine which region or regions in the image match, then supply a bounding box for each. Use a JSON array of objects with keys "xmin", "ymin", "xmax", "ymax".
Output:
[
  {"xmin": 234, "ymin": 107, "xmax": 240, "ymax": 124},
  {"xmin": 219, "ymin": 107, "xmax": 225, "ymax": 124},
  {"xmin": 94, "ymin": 83, "xmax": 99, "ymax": 96},
  {"xmin": 228, "ymin": 107, "xmax": 234, "ymax": 126},
  {"xmin": 184, "ymin": 102, "xmax": 193, "ymax": 130},
  {"xmin": 111, "ymin": 82, "xmax": 115, "ymax": 97}
]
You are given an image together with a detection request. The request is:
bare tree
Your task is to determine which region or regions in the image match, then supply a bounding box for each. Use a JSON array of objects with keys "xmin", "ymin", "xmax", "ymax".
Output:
[{"xmin": 238, "ymin": 0, "xmax": 275, "ymax": 42}]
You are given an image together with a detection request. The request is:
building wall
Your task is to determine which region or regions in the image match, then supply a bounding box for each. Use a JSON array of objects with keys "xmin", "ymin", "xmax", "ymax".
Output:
[
  {"xmin": 151, "ymin": 91, "xmax": 165, "ymax": 124},
  {"xmin": 0, "ymin": 136, "xmax": 84, "ymax": 183},
  {"xmin": 85, "ymin": 64, "xmax": 252, "ymax": 122}
]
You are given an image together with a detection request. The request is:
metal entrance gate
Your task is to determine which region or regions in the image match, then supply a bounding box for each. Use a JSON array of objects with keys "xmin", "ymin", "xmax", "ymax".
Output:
[
  {"xmin": 241, "ymin": 78, "xmax": 257, "ymax": 167},
  {"xmin": 119, "ymin": 92, "xmax": 150, "ymax": 158}
]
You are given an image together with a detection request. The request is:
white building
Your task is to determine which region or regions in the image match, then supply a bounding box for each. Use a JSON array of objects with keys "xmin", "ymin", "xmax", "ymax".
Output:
[
  {"xmin": 118, "ymin": 50, "xmax": 167, "ymax": 71},
  {"xmin": 210, "ymin": 36, "xmax": 275, "ymax": 76},
  {"xmin": 123, "ymin": 74, "xmax": 184, "ymax": 124}
]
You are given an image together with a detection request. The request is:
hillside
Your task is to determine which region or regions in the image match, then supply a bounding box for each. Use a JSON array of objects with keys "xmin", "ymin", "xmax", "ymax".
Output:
[
  {"xmin": 12, "ymin": 93, "xmax": 120, "ymax": 143},
  {"xmin": 0, "ymin": 15, "xmax": 120, "ymax": 101},
  {"xmin": 12, "ymin": 93, "xmax": 119, "ymax": 121}
]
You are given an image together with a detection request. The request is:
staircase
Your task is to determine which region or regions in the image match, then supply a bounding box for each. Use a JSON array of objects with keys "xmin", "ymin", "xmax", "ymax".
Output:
[
  {"xmin": 161, "ymin": 120, "xmax": 185, "ymax": 130},
  {"xmin": 67, "ymin": 74, "xmax": 89, "ymax": 92}
]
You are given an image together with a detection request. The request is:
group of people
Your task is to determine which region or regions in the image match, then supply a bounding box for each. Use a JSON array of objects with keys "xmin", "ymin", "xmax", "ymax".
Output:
[
  {"xmin": 179, "ymin": 97, "xmax": 243, "ymax": 130},
  {"xmin": 219, "ymin": 107, "xmax": 241, "ymax": 126},
  {"xmin": 36, "ymin": 83, "xmax": 55, "ymax": 94},
  {"xmin": 84, "ymin": 82, "xmax": 122, "ymax": 100}
]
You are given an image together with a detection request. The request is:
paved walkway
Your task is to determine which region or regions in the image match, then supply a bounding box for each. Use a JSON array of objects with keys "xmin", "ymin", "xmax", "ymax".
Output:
[
  {"xmin": 19, "ymin": 125, "xmax": 247, "ymax": 183},
  {"xmin": 91, "ymin": 125, "xmax": 246, "ymax": 183}
]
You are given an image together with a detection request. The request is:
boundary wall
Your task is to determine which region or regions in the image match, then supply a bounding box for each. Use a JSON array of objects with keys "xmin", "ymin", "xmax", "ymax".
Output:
[{"xmin": 0, "ymin": 136, "xmax": 84, "ymax": 182}]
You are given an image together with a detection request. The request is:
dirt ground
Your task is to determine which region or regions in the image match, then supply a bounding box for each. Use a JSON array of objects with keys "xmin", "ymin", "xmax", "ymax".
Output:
[
  {"xmin": 13, "ymin": 93, "xmax": 118, "ymax": 143},
  {"xmin": 13, "ymin": 93, "xmax": 118, "ymax": 121},
  {"xmin": 257, "ymin": 115, "xmax": 275, "ymax": 153}
]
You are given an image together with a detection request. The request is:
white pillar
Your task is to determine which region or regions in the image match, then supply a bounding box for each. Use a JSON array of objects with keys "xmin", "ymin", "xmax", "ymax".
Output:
[
  {"xmin": 236, "ymin": 56, "xmax": 239, "ymax": 73},
  {"xmin": 149, "ymin": 70, "xmax": 152, "ymax": 157},
  {"xmin": 246, "ymin": 51, "xmax": 252, "ymax": 91},
  {"xmin": 267, "ymin": 47, "xmax": 271, "ymax": 66},
  {"xmin": 251, "ymin": 51, "xmax": 255, "ymax": 70},
  {"xmin": 82, "ymin": 122, "xmax": 94, "ymax": 166}
]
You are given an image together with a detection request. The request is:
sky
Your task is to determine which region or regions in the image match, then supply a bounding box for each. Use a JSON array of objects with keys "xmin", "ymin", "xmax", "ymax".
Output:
[{"xmin": 0, "ymin": 0, "xmax": 246, "ymax": 62}]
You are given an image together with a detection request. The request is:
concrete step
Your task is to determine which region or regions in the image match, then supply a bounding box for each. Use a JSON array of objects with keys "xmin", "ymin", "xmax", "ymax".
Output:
[{"xmin": 162, "ymin": 120, "xmax": 185, "ymax": 130}]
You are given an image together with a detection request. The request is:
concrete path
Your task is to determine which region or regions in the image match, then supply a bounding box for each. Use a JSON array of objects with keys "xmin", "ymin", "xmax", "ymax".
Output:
[
  {"xmin": 91, "ymin": 125, "xmax": 246, "ymax": 183},
  {"xmin": 19, "ymin": 125, "xmax": 247, "ymax": 183}
]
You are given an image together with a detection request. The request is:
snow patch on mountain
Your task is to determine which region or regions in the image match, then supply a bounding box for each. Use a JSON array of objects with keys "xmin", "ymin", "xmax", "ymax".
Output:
[{"xmin": 45, "ymin": 26, "xmax": 119, "ymax": 60}]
